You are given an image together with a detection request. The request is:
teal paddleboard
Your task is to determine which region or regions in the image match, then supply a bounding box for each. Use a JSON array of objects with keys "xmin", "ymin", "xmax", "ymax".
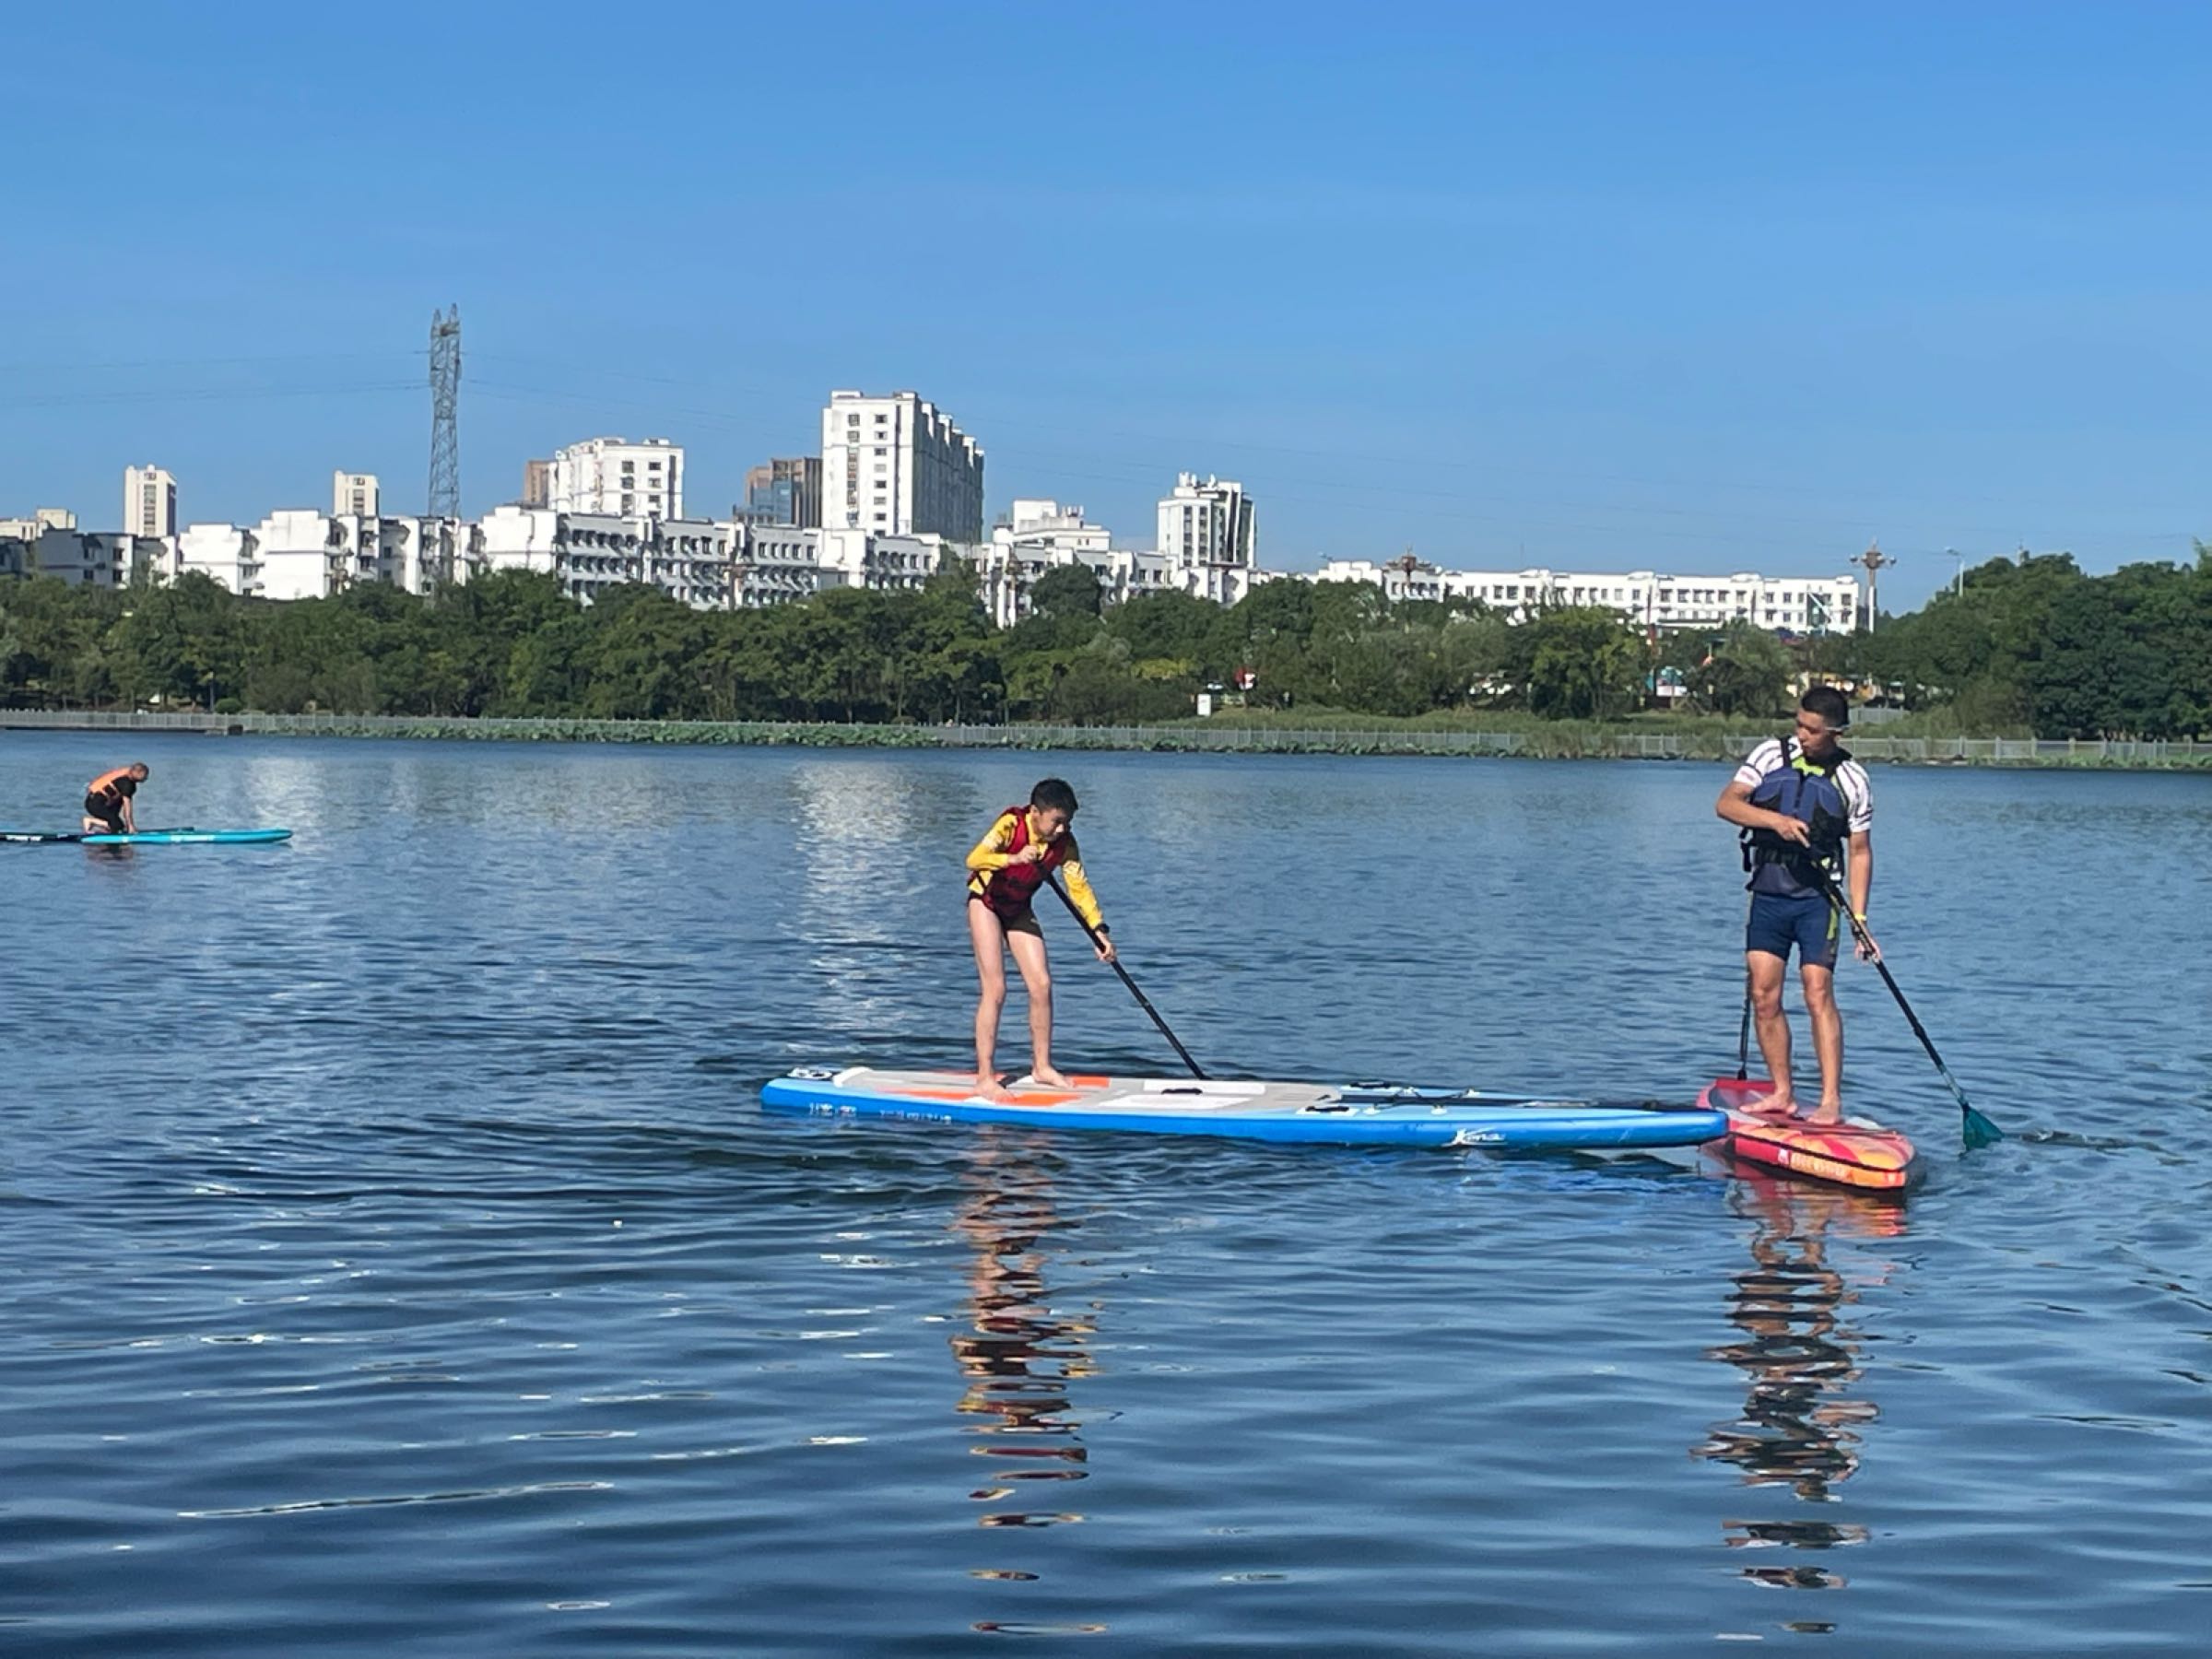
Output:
[{"xmin": 0, "ymin": 827, "xmax": 293, "ymax": 845}]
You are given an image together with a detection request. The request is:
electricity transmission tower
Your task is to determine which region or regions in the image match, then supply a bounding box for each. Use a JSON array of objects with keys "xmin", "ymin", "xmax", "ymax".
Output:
[
  {"xmin": 428, "ymin": 307, "xmax": 462, "ymax": 519},
  {"xmin": 1850, "ymin": 540, "xmax": 1892, "ymax": 631}
]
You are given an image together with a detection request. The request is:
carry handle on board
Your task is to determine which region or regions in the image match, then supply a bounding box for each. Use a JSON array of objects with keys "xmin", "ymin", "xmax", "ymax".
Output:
[{"xmin": 1042, "ymin": 873, "xmax": 1206, "ymax": 1080}]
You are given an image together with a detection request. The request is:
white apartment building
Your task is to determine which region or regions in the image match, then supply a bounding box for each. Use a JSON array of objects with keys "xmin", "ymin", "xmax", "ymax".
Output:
[
  {"xmin": 475, "ymin": 507, "xmax": 740, "ymax": 608},
  {"xmin": 168, "ymin": 524, "xmax": 261, "ymax": 593},
  {"xmin": 738, "ymin": 526, "xmax": 835, "ymax": 608},
  {"xmin": 0, "ymin": 507, "xmax": 77, "ymax": 540},
  {"xmin": 333, "ymin": 471, "xmax": 380, "ymax": 518},
  {"xmin": 986, "ymin": 500, "xmax": 1150, "ymax": 628},
  {"xmin": 246, "ymin": 510, "xmax": 349, "ymax": 602},
  {"xmin": 129, "ymin": 497, "xmax": 1266, "ymax": 622},
  {"xmin": 1314, "ymin": 559, "xmax": 1861, "ymax": 635},
  {"xmin": 546, "ymin": 437, "xmax": 685, "ymax": 519},
  {"xmin": 970, "ymin": 496, "xmax": 1250, "ymax": 626},
  {"xmin": 819, "ymin": 527, "xmax": 944, "ymax": 594},
  {"xmin": 1159, "ymin": 474, "xmax": 1255, "ymax": 570},
  {"xmin": 159, "ymin": 514, "xmax": 461, "ymax": 599},
  {"xmin": 124, "ymin": 466, "xmax": 177, "ymax": 538},
  {"xmin": 821, "ymin": 390, "xmax": 984, "ymax": 541},
  {"xmin": 1001, "ymin": 499, "xmax": 1111, "ymax": 560}
]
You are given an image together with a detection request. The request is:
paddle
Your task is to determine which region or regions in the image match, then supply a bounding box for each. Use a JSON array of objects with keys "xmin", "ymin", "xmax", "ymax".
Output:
[
  {"xmin": 1735, "ymin": 970, "xmax": 1753, "ymax": 1082},
  {"xmin": 1800, "ymin": 864, "xmax": 2004, "ymax": 1147},
  {"xmin": 1042, "ymin": 872, "xmax": 1206, "ymax": 1080}
]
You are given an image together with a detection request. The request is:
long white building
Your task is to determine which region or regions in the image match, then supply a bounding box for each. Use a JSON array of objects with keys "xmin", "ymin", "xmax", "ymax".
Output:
[
  {"xmin": 822, "ymin": 390, "xmax": 983, "ymax": 541},
  {"xmin": 1314, "ymin": 559, "xmax": 1861, "ymax": 635},
  {"xmin": 545, "ymin": 437, "xmax": 685, "ymax": 519},
  {"xmin": 160, "ymin": 513, "xmax": 463, "ymax": 599}
]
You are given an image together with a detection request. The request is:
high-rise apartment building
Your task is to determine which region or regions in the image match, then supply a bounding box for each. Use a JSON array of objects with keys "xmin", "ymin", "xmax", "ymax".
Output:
[
  {"xmin": 1158, "ymin": 474, "xmax": 1254, "ymax": 568},
  {"xmin": 332, "ymin": 471, "xmax": 380, "ymax": 518},
  {"xmin": 522, "ymin": 458, "xmax": 552, "ymax": 508},
  {"xmin": 820, "ymin": 391, "xmax": 983, "ymax": 541},
  {"xmin": 743, "ymin": 456, "xmax": 822, "ymax": 528},
  {"xmin": 546, "ymin": 437, "xmax": 684, "ymax": 518},
  {"xmin": 123, "ymin": 465, "xmax": 177, "ymax": 538}
]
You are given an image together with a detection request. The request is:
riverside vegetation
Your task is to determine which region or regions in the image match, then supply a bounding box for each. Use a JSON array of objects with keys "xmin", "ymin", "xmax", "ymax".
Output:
[{"xmin": 3, "ymin": 547, "xmax": 2208, "ymax": 739}]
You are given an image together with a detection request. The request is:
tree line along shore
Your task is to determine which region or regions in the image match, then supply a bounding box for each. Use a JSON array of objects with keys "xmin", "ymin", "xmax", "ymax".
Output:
[{"xmin": 4, "ymin": 545, "xmax": 2207, "ymax": 743}]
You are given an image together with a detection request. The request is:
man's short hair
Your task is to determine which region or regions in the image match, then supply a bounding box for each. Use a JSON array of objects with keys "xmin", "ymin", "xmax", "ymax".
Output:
[
  {"xmin": 1799, "ymin": 686, "xmax": 1851, "ymax": 731},
  {"xmin": 1030, "ymin": 778, "xmax": 1078, "ymax": 815}
]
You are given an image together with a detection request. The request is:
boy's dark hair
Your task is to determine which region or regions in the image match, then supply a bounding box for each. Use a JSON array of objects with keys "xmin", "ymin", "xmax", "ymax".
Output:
[
  {"xmin": 1799, "ymin": 685, "xmax": 1851, "ymax": 731},
  {"xmin": 1030, "ymin": 778, "xmax": 1078, "ymax": 815}
]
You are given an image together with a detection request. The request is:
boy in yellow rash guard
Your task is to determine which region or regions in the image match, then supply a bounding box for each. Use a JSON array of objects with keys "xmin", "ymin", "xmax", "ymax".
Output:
[{"xmin": 964, "ymin": 777, "xmax": 1115, "ymax": 1101}]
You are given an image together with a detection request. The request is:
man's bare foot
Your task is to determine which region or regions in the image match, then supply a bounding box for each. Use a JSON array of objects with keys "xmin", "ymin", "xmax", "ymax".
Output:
[
  {"xmin": 1740, "ymin": 1089, "xmax": 1798, "ymax": 1118},
  {"xmin": 1032, "ymin": 1065, "xmax": 1074, "ymax": 1088},
  {"xmin": 1805, "ymin": 1101, "xmax": 1844, "ymax": 1126},
  {"xmin": 972, "ymin": 1072, "xmax": 1018, "ymax": 1103}
]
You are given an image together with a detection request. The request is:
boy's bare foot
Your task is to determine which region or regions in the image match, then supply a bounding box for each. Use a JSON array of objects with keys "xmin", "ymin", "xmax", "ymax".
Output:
[{"xmin": 1031, "ymin": 1065, "xmax": 1074, "ymax": 1088}]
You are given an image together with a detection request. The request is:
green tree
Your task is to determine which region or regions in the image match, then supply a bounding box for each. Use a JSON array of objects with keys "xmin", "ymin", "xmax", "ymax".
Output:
[
  {"xmin": 1688, "ymin": 622, "xmax": 1793, "ymax": 717},
  {"xmin": 1029, "ymin": 562, "xmax": 1103, "ymax": 619},
  {"xmin": 1516, "ymin": 606, "xmax": 1648, "ymax": 719}
]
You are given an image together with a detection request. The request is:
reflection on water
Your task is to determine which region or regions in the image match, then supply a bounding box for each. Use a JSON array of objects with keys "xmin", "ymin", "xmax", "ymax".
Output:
[
  {"xmin": 1695, "ymin": 1173, "xmax": 1904, "ymax": 1595},
  {"xmin": 948, "ymin": 1136, "xmax": 1100, "ymax": 1559}
]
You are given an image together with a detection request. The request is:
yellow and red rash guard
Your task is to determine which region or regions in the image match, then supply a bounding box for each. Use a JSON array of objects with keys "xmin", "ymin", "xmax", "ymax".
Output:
[{"xmin": 965, "ymin": 806, "xmax": 1104, "ymax": 929}]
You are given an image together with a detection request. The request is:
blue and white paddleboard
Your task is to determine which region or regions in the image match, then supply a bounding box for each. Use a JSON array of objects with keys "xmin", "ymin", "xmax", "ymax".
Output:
[
  {"xmin": 0, "ymin": 827, "xmax": 293, "ymax": 845},
  {"xmin": 761, "ymin": 1066, "xmax": 1727, "ymax": 1150}
]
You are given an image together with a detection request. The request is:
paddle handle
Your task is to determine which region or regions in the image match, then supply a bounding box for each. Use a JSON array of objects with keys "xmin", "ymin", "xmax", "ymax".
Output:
[{"xmin": 1042, "ymin": 873, "xmax": 1206, "ymax": 1080}]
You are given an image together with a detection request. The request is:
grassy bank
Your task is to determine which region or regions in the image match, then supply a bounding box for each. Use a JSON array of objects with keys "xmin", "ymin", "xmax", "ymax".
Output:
[{"xmin": 6, "ymin": 708, "xmax": 2209, "ymax": 767}]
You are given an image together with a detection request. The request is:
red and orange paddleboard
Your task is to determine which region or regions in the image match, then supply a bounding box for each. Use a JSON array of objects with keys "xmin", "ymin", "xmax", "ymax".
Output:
[{"xmin": 1699, "ymin": 1077, "xmax": 1918, "ymax": 1192}]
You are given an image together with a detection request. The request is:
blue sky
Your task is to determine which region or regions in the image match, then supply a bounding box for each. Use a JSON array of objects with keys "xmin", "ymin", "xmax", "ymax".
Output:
[{"xmin": 5, "ymin": 1, "xmax": 2207, "ymax": 610}]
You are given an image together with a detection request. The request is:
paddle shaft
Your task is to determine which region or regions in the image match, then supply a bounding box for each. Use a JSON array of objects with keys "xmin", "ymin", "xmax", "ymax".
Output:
[
  {"xmin": 1735, "ymin": 971, "xmax": 1753, "ymax": 1081},
  {"xmin": 1042, "ymin": 873, "xmax": 1206, "ymax": 1080},
  {"xmin": 1804, "ymin": 864, "xmax": 2002, "ymax": 1144}
]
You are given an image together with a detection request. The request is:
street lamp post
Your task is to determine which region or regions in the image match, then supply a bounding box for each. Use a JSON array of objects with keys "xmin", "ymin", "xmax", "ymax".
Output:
[{"xmin": 1850, "ymin": 541, "xmax": 1893, "ymax": 632}]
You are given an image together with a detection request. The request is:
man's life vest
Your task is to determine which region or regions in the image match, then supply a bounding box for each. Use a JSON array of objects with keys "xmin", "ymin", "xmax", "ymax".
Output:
[
  {"xmin": 86, "ymin": 767, "xmax": 137, "ymax": 804},
  {"xmin": 1742, "ymin": 739, "xmax": 1854, "ymax": 899},
  {"xmin": 977, "ymin": 806, "xmax": 1067, "ymax": 918}
]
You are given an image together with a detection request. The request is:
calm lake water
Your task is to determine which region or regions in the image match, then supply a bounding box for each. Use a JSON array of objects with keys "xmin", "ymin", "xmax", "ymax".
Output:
[{"xmin": 3, "ymin": 730, "xmax": 2207, "ymax": 1656}]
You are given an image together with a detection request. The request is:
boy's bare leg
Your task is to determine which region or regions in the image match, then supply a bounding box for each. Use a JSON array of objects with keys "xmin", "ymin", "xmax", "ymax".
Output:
[
  {"xmin": 968, "ymin": 901, "xmax": 1017, "ymax": 1102},
  {"xmin": 1744, "ymin": 951, "xmax": 1797, "ymax": 1115},
  {"xmin": 1006, "ymin": 924, "xmax": 1070, "ymax": 1088},
  {"xmin": 1801, "ymin": 964, "xmax": 1843, "ymax": 1124}
]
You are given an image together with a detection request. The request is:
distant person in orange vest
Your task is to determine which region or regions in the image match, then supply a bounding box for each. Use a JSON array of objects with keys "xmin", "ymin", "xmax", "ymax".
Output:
[
  {"xmin": 83, "ymin": 762, "xmax": 150, "ymax": 835},
  {"xmin": 964, "ymin": 778, "xmax": 1114, "ymax": 1101}
]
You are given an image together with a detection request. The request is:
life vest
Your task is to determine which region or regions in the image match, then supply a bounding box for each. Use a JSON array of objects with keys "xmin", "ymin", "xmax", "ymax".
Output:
[
  {"xmin": 978, "ymin": 806, "xmax": 1067, "ymax": 918},
  {"xmin": 86, "ymin": 767, "xmax": 137, "ymax": 804},
  {"xmin": 1742, "ymin": 739, "xmax": 1854, "ymax": 899}
]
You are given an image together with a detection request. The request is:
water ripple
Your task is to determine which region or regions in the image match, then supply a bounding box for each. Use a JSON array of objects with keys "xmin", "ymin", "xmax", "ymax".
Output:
[{"xmin": 2, "ymin": 737, "xmax": 2206, "ymax": 1656}]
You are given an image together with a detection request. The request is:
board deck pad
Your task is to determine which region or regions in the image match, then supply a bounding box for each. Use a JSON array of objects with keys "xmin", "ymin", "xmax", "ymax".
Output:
[
  {"xmin": 762, "ymin": 1065, "xmax": 1729, "ymax": 1150},
  {"xmin": 1700, "ymin": 1077, "xmax": 1918, "ymax": 1191}
]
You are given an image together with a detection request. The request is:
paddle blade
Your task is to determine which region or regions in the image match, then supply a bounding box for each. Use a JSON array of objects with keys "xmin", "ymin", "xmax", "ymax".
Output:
[{"xmin": 1962, "ymin": 1104, "xmax": 2005, "ymax": 1148}]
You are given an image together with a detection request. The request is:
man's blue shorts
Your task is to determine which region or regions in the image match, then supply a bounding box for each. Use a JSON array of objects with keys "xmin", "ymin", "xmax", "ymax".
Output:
[{"xmin": 1746, "ymin": 891, "xmax": 1841, "ymax": 970}]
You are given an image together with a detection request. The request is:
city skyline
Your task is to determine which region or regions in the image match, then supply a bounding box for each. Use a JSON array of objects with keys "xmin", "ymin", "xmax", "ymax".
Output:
[{"xmin": 6, "ymin": 6, "xmax": 2209, "ymax": 610}]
